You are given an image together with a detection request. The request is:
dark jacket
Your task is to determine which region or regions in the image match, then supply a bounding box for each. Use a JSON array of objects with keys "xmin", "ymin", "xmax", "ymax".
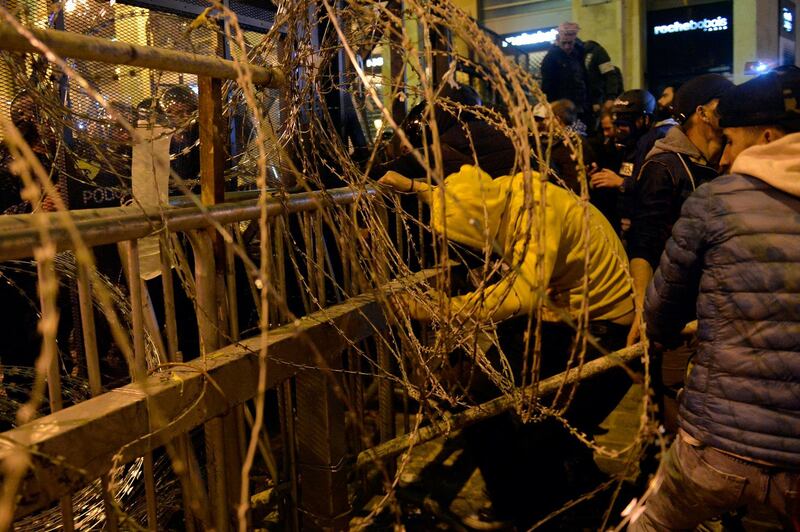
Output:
[
  {"xmin": 541, "ymin": 41, "xmax": 590, "ymax": 115},
  {"xmin": 645, "ymin": 132, "xmax": 800, "ymax": 468},
  {"xmin": 626, "ymin": 126, "xmax": 716, "ymax": 267},
  {"xmin": 595, "ymin": 119, "xmax": 674, "ymax": 231},
  {"xmin": 540, "ymin": 126, "xmax": 596, "ymax": 195},
  {"xmin": 370, "ymin": 119, "xmax": 516, "ymax": 179},
  {"xmin": 583, "ymin": 40, "xmax": 623, "ymax": 109}
]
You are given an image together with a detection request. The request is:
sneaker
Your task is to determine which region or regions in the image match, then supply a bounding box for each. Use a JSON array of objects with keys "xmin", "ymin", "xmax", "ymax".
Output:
[{"xmin": 461, "ymin": 507, "xmax": 516, "ymax": 531}]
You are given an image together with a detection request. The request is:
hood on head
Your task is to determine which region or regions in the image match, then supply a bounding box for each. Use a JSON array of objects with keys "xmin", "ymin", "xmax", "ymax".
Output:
[
  {"xmin": 429, "ymin": 165, "xmax": 514, "ymax": 250},
  {"xmin": 646, "ymin": 125, "xmax": 702, "ymax": 161},
  {"xmin": 730, "ymin": 131, "xmax": 800, "ymax": 198}
]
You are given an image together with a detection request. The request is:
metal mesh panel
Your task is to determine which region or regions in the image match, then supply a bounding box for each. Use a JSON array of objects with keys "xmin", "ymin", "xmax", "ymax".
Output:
[
  {"xmin": 63, "ymin": 4, "xmax": 218, "ymax": 208},
  {"xmin": 229, "ymin": 0, "xmax": 275, "ymax": 25},
  {"xmin": 526, "ymin": 49, "xmax": 547, "ymax": 80},
  {"xmin": 0, "ymin": 1, "xmax": 283, "ymax": 215},
  {"xmin": 225, "ymin": 29, "xmax": 282, "ymax": 190}
]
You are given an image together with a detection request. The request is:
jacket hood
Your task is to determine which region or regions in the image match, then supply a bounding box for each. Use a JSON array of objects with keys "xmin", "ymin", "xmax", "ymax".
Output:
[
  {"xmin": 429, "ymin": 165, "xmax": 521, "ymax": 250},
  {"xmin": 646, "ymin": 125, "xmax": 703, "ymax": 161},
  {"xmin": 730, "ymin": 131, "xmax": 800, "ymax": 198}
]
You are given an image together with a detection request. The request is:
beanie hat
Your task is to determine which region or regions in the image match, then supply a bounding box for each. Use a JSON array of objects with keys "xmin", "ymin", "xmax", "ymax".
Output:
[
  {"xmin": 718, "ymin": 66, "xmax": 800, "ymax": 130},
  {"xmin": 673, "ymin": 74, "xmax": 734, "ymax": 124}
]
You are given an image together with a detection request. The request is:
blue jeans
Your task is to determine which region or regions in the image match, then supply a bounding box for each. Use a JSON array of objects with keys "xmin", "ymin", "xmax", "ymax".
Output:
[{"xmin": 629, "ymin": 436, "xmax": 800, "ymax": 531}]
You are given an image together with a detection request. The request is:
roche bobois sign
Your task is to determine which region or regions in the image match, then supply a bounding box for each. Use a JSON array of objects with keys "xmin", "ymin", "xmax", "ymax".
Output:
[
  {"xmin": 647, "ymin": 1, "xmax": 734, "ymax": 87},
  {"xmin": 653, "ymin": 15, "xmax": 729, "ymax": 35}
]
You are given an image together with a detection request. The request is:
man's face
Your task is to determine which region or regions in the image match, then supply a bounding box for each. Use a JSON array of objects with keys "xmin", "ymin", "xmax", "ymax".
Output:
[
  {"xmin": 719, "ymin": 127, "xmax": 764, "ymax": 170},
  {"xmin": 657, "ymin": 87, "xmax": 674, "ymax": 111},
  {"xmin": 705, "ymin": 99, "xmax": 722, "ymax": 131},
  {"xmin": 700, "ymin": 99, "xmax": 727, "ymax": 164},
  {"xmin": 558, "ymin": 34, "xmax": 576, "ymax": 55},
  {"xmin": 614, "ymin": 115, "xmax": 645, "ymax": 142},
  {"xmin": 601, "ymin": 115, "xmax": 616, "ymax": 140},
  {"xmin": 165, "ymin": 102, "xmax": 193, "ymax": 126}
]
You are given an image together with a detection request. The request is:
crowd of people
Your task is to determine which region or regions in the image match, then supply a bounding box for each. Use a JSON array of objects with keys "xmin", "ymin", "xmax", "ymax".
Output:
[
  {"xmin": 377, "ymin": 21, "xmax": 800, "ymax": 531},
  {"xmin": 0, "ymin": 19, "xmax": 798, "ymax": 529}
]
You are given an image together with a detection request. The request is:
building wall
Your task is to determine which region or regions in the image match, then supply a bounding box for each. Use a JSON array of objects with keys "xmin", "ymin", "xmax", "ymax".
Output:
[
  {"xmin": 481, "ymin": 0, "xmax": 572, "ymax": 36},
  {"xmin": 480, "ymin": 0, "xmax": 799, "ymax": 94},
  {"xmin": 481, "ymin": 0, "xmax": 644, "ymax": 90},
  {"xmin": 572, "ymin": 0, "xmax": 645, "ymax": 92}
]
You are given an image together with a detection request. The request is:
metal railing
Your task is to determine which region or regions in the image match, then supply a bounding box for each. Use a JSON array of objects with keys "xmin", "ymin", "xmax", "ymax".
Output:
[
  {"xmin": 0, "ymin": 186, "xmax": 395, "ymax": 530},
  {"xmin": 0, "ymin": 18, "xmax": 643, "ymax": 532},
  {"xmin": 0, "ymin": 19, "xmax": 392, "ymax": 531}
]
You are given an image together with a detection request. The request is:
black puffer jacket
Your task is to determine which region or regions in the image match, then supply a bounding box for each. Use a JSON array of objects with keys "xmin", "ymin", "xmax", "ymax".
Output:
[{"xmin": 645, "ymin": 132, "xmax": 800, "ymax": 468}]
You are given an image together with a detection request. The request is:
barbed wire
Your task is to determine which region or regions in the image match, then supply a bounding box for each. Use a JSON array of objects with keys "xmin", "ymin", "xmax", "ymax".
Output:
[{"xmin": 0, "ymin": 0, "xmax": 658, "ymax": 528}]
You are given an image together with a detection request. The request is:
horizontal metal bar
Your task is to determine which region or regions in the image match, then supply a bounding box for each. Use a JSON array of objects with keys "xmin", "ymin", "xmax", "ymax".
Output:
[
  {"xmin": 0, "ymin": 22, "xmax": 284, "ymax": 87},
  {"xmin": 356, "ymin": 344, "xmax": 645, "ymax": 469},
  {"xmin": 0, "ymin": 269, "xmax": 434, "ymax": 519},
  {"xmin": 0, "ymin": 187, "xmax": 376, "ymax": 261},
  {"xmin": 0, "ymin": 294, "xmax": 381, "ymax": 518}
]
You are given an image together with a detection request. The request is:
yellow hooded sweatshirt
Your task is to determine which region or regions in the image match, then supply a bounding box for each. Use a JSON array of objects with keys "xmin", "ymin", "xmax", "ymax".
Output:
[{"xmin": 425, "ymin": 165, "xmax": 633, "ymax": 323}]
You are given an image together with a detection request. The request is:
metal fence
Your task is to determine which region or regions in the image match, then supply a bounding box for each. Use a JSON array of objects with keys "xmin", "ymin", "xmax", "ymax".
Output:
[
  {"xmin": 0, "ymin": 9, "xmax": 643, "ymax": 532},
  {"xmin": 0, "ymin": 14, "xmax": 397, "ymax": 530}
]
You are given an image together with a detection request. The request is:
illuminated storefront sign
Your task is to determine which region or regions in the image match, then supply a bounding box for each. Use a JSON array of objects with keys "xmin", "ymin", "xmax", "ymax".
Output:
[
  {"xmin": 653, "ymin": 16, "xmax": 729, "ymax": 35},
  {"xmin": 780, "ymin": 0, "xmax": 796, "ymax": 66},
  {"xmin": 783, "ymin": 7, "xmax": 794, "ymax": 34},
  {"xmin": 647, "ymin": 2, "xmax": 733, "ymax": 90},
  {"xmin": 501, "ymin": 27, "xmax": 557, "ymax": 48}
]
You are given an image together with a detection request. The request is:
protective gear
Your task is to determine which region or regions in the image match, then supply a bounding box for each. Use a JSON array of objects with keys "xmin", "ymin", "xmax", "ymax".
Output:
[
  {"xmin": 613, "ymin": 89, "xmax": 656, "ymax": 150},
  {"xmin": 612, "ymin": 89, "xmax": 656, "ymax": 120},
  {"xmin": 160, "ymin": 85, "xmax": 198, "ymax": 112},
  {"xmin": 160, "ymin": 85, "xmax": 197, "ymax": 127},
  {"xmin": 10, "ymin": 91, "xmax": 40, "ymax": 145},
  {"xmin": 136, "ymin": 97, "xmax": 166, "ymax": 124}
]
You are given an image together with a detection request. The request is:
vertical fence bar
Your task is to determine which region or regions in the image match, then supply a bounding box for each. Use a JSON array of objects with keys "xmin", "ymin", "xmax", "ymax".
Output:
[
  {"xmin": 158, "ymin": 231, "xmax": 201, "ymax": 531},
  {"xmin": 36, "ymin": 257, "xmax": 74, "ymax": 531},
  {"xmin": 295, "ymin": 367, "xmax": 349, "ymax": 530},
  {"xmin": 125, "ymin": 239, "xmax": 147, "ymax": 380},
  {"xmin": 175, "ymin": 433, "xmax": 200, "ymax": 532},
  {"xmin": 312, "ymin": 212, "xmax": 326, "ymax": 304},
  {"xmin": 124, "ymin": 239, "xmax": 158, "ymax": 529},
  {"xmin": 37, "ymin": 261, "xmax": 63, "ymax": 412},
  {"xmin": 189, "ymin": 231, "xmax": 219, "ymax": 357},
  {"xmin": 377, "ymin": 339, "xmax": 395, "ymax": 444},
  {"xmin": 76, "ymin": 260, "xmax": 101, "ymax": 395},
  {"xmin": 59, "ymin": 498, "xmax": 75, "ymax": 532},
  {"xmin": 205, "ymin": 417, "xmax": 229, "ymax": 532},
  {"xmin": 282, "ymin": 380, "xmax": 300, "ymax": 532},
  {"xmin": 76, "ymin": 256, "xmax": 120, "ymax": 530},
  {"xmin": 198, "ymin": 76, "xmax": 225, "ymax": 206},
  {"xmin": 198, "ymin": 67, "xmax": 242, "ymax": 531},
  {"xmin": 225, "ymin": 225, "xmax": 239, "ymax": 342},
  {"xmin": 144, "ymin": 453, "xmax": 158, "ymax": 530},
  {"xmin": 274, "ymin": 216, "xmax": 288, "ymax": 322},
  {"xmin": 100, "ymin": 475, "xmax": 119, "ymax": 532},
  {"xmin": 159, "ymin": 234, "xmax": 178, "ymax": 362}
]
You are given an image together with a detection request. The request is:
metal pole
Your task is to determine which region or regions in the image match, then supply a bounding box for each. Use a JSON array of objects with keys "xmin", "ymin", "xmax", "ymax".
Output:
[
  {"xmin": 0, "ymin": 187, "xmax": 377, "ymax": 261},
  {"xmin": 0, "ymin": 22, "xmax": 284, "ymax": 87},
  {"xmin": 356, "ymin": 344, "xmax": 645, "ymax": 469}
]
